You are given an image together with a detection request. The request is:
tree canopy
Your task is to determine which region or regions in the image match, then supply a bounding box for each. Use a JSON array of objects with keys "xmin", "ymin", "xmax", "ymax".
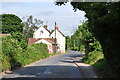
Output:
[
  {"xmin": 1, "ymin": 14, "xmax": 24, "ymax": 34},
  {"xmin": 23, "ymin": 15, "xmax": 43, "ymax": 38},
  {"xmin": 56, "ymin": 2, "xmax": 120, "ymax": 75}
]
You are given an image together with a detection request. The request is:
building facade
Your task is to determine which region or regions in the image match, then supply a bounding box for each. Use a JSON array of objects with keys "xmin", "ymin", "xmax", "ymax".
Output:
[{"xmin": 28, "ymin": 25, "xmax": 65, "ymax": 53}]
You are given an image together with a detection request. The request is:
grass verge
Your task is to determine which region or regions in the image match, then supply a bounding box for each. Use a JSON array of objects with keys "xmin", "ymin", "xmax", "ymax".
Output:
[{"xmin": 82, "ymin": 51, "xmax": 118, "ymax": 78}]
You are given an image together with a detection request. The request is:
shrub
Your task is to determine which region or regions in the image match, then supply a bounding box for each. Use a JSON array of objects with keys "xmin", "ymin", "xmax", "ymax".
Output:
[
  {"xmin": 1, "ymin": 36, "xmax": 49, "ymax": 71},
  {"xmin": 82, "ymin": 51, "xmax": 104, "ymax": 65}
]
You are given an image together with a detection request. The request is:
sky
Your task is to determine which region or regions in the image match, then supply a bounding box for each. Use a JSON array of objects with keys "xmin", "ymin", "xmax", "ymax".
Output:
[{"xmin": 1, "ymin": 1, "xmax": 86, "ymax": 36}]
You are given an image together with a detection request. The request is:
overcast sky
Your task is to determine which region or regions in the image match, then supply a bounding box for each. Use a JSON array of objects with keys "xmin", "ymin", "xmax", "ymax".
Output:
[{"xmin": 1, "ymin": 1, "xmax": 86, "ymax": 36}]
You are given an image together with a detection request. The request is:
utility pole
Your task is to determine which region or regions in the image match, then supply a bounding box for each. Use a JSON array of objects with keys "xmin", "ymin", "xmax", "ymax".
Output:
[{"xmin": 55, "ymin": 22, "xmax": 57, "ymax": 53}]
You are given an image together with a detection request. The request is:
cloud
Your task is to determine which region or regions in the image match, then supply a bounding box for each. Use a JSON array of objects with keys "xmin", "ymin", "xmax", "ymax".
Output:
[
  {"xmin": 1, "ymin": 2, "xmax": 85, "ymax": 36},
  {"xmin": 40, "ymin": 11, "xmax": 55, "ymax": 16},
  {"xmin": 1, "ymin": 0, "xmax": 55, "ymax": 2}
]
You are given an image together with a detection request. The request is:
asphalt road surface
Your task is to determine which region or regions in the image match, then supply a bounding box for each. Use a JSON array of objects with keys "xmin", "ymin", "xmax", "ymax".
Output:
[{"xmin": 2, "ymin": 50, "xmax": 86, "ymax": 79}]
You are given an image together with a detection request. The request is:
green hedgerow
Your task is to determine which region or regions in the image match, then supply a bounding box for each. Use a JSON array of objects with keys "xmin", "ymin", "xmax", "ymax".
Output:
[{"xmin": 1, "ymin": 36, "xmax": 49, "ymax": 71}]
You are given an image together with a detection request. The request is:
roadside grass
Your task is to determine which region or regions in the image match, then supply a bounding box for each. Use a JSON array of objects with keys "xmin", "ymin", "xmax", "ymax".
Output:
[
  {"xmin": 82, "ymin": 51, "xmax": 118, "ymax": 78},
  {"xmin": 65, "ymin": 50, "xmax": 70, "ymax": 53},
  {"xmin": 93, "ymin": 59, "xmax": 119, "ymax": 78},
  {"xmin": 50, "ymin": 53, "xmax": 61, "ymax": 56}
]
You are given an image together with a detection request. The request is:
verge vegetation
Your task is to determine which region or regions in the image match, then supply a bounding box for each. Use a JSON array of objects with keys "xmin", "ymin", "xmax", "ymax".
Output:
[
  {"xmin": 65, "ymin": 21, "xmax": 118, "ymax": 78},
  {"xmin": 1, "ymin": 36, "xmax": 49, "ymax": 72},
  {"xmin": 56, "ymin": 2, "xmax": 120, "ymax": 78}
]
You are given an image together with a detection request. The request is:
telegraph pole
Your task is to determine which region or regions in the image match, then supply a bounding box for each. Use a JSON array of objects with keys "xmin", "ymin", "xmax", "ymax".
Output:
[{"xmin": 55, "ymin": 22, "xmax": 57, "ymax": 53}]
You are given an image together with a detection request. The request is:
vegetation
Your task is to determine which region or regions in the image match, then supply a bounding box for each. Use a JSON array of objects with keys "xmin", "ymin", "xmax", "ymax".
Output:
[
  {"xmin": 56, "ymin": 2, "xmax": 120, "ymax": 77},
  {"xmin": 66, "ymin": 21, "xmax": 104, "ymax": 65},
  {"xmin": 50, "ymin": 52, "xmax": 61, "ymax": 56},
  {"xmin": 1, "ymin": 36, "xmax": 49, "ymax": 71},
  {"xmin": 0, "ymin": 14, "xmax": 24, "ymax": 34},
  {"xmin": 23, "ymin": 15, "xmax": 43, "ymax": 39},
  {"xmin": 0, "ymin": 14, "xmax": 50, "ymax": 72}
]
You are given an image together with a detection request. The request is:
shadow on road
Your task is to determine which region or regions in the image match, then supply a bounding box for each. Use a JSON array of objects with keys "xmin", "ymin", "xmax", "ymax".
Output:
[
  {"xmin": 2, "ymin": 65, "xmax": 86, "ymax": 79},
  {"xmin": 2, "ymin": 50, "xmax": 88, "ymax": 79}
]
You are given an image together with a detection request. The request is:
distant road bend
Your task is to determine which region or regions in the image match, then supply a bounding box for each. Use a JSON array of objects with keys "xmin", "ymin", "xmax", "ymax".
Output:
[{"xmin": 2, "ymin": 50, "xmax": 86, "ymax": 79}]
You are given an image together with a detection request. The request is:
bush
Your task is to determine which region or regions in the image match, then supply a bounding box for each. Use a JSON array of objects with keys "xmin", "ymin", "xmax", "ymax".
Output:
[
  {"xmin": 1, "ymin": 36, "xmax": 49, "ymax": 71},
  {"xmin": 93, "ymin": 59, "xmax": 119, "ymax": 78},
  {"xmin": 82, "ymin": 51, "xmax": 104, "ymax": 65},
  {"xmin": 2, "ymin": 36, "xmax": 23, "ymax": 69}
]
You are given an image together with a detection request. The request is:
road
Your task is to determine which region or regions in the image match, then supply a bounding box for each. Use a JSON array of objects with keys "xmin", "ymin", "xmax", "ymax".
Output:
[{"xmin": 2, "ymin": 50, "xmax": 86, "ymax": 79}]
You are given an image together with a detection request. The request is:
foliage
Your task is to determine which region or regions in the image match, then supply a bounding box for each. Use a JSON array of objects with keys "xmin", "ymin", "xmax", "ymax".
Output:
[
  {"xmin": 50, "ymin": 52, "xmax": 61, "ymax": 56},
  {"xmin": 11, "ymin": 32, "xmax": 27, "ymax": 49},
  {"xmin": 82, "ymin": 51, "xmax": 104, "ymax": 65},
  {"xmin": 0, "ymin": 14, "xmax": 24, "ymax": 34},
  {"xmin": 23, "ymin": 15, "xmax": 43, "ymax": 38},
  {"xmin": 70, "ymin": 2, "xmax": 120, "ymax": 75},
  {"xmin": 68, "ymin": 21, "xmax": 96, "ymax": 54},
  {"xmin": 93, "ymin": 59, "xmax": 119, "ymax": 78},
  {"xmin": 11, "ymin": 32, "xmax": 25, "ymax": 41},
  {"xmin": 2, "ymin": 36, "xmax": 22, "ymax": 69},
  {"xmin": 65, "ymin": 36, "xmax": 71, "ymax": 50},
  {"xmin": 1, "ymin": 36, "xmax": 49, "ymax": 71},
  {"xmin": 55, "ymin": 1, "xmax": 120, "ymax": 75}
]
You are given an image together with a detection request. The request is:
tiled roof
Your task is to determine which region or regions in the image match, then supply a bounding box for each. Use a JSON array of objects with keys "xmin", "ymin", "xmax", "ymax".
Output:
[
  {"xmin": 57, "ymin": 30, "xmax": 65, "ymax": 37},
  {"xmin": 0, "ymin": 34, "xmax": 11, "ymax": 36},
  {"xmin": 44, "ymin": 27, "xmax": 51, "ymax": 33},
  {"xmin": 51, "ymin": 30, "xmax": 65, "ymax": 37},
  {"xmin": 28, "ymin": 38, "xmax": 57, "ymax": 45}
]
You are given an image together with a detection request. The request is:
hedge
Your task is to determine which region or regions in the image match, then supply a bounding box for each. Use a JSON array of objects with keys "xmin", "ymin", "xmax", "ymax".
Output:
[{"xmin": 1, "ymin": 36, "xmax": 49, "ymax": 71}]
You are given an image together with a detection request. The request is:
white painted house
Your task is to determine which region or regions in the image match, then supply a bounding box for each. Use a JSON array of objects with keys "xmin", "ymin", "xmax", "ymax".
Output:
[
  {"xmin": 51, "ymin": 26, "xmax": 65, "ymax": 53},
  {"xmin": 33, "ymin": 25, "xmax": 50, "ymax": 38},
  {"xmin": 28, "ymin": 25, "xmax": 66, "ymax": 53}
]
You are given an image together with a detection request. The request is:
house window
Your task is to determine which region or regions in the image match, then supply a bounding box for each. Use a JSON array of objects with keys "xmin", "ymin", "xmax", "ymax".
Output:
[
  {"xmin": 40, "ymin": 30, "xmax": 43, "ymax": 33},
  {"xmin": 40, "ymin": 30, "xmax": 43, "ymax": 35},
  {"xmin": 52, "ymin": 44, "xmax": 57, "ymax": 46}
]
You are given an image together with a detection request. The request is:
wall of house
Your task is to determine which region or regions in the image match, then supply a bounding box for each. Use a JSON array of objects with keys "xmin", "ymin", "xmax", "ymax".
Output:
[
  {"xmin": 33, "ymin": 26, "xmax": 50, "ymax": 38},
  {"xmin": 35, "ymin": 39, "xmax": 53, "ymax": 53},
  {"xmin": 51, "ymin": 30, "xmax": 65, "ymax": 53}
]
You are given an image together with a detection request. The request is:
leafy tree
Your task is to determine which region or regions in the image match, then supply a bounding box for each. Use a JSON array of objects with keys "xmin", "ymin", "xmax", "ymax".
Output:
[
  {"xmin": 70, "ymin": 21, "xmax": 95, "ymax": 53},
  {"xmin": 55, "ymin": 1, "xmax": 120, "ymax": 75},
  {"xmin": 66, "ymin": 36, "xmax": 71, "ymax": 50},
  {"xmin": 11, "ymin": 32, "xmax": 25, "ymax": 42},
  {"xmin": 11, "ymin": 32, "xmax": 27, "ymax": 49},
  {"xmin": 0, "ymin": 14, "xmax": 24, "ymax": 34},
  {"xmin": 23, "ymin": 15, "xmax": 43, "ymax": 38}
]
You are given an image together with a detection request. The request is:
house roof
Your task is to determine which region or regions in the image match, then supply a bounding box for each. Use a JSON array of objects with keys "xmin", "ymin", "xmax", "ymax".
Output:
[
  {"xmin": 28, "ymin": 38, "xmax": 57, "ymax": 45},
  {"xmin": 33, "ymin": 25, "xmax": 51, "ymax": 34},
  {"xmin": 51, "ymin": 30, "xmax": 65, "ymax": 37},
  {"xmin": 57, "ymin": 30, "xmax": 65, "ymax": 37},
  {"xmin": 0, "ymin": 34, "xmax": 11, "ymax": 36},
  {"xmin": 44, "ymin": 27, "xmax": 51, "ymax": 33}
]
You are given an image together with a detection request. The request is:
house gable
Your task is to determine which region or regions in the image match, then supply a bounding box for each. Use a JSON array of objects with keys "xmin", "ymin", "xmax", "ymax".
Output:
[
  {"xmin": 29, "ymin": 24, "xmax": 65, "ymax": 53},
  {"xmin": 33, "ymin": 26, "xmax": 50, "ymax": 38}
]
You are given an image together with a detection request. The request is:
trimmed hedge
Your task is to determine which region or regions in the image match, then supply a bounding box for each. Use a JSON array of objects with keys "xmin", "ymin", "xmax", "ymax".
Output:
[{"xmin": 1, "ymin": 36, "xmax": 49, "ymax": 71}]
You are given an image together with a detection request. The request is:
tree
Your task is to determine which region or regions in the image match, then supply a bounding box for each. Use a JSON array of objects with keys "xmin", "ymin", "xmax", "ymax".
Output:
[
  {"xmin": 0, "ymin": 14, "xmax": 24, "ymax": 34},
  {"xmin": 23, "ymin": 15, "xmax": 43, "ymax": 38},
  {"xmin": 66, "ymin": 36, "xmax": 71, "ymax": 50},
  {"xmin": 70, "ymin": 21, "xmax": 95, "ymax": 53},
  {"xmin": 55, "ymin": 1, "xmax": 120, "ymax": 74}
]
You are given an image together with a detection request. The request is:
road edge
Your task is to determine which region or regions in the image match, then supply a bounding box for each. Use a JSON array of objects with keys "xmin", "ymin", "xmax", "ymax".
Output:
[{"xmin": 74, "ymin": 60, "xmax": 98, "ymax": 78}]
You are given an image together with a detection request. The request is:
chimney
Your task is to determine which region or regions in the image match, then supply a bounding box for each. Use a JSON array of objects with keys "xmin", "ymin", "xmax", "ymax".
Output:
[
  {"xmin": 55, "ymin": 26, "xmax": 59, "ymax": 30},
  {"xmin": 44, "ymin": 24, "xmax": 47, "ymax": 29}
]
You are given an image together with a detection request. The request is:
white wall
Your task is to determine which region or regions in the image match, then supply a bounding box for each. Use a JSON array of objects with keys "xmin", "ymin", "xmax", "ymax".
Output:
[
  {"xmin": 33, "ymin": 26, "xmax": 50, "ymax": 38},
  {"xmin": 51, "ymin": 30, "xmax": 65, "ymax": 53},
  {"xmin": 35, "ymin": 39, "xmax": 53, "ymax": 53}
]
